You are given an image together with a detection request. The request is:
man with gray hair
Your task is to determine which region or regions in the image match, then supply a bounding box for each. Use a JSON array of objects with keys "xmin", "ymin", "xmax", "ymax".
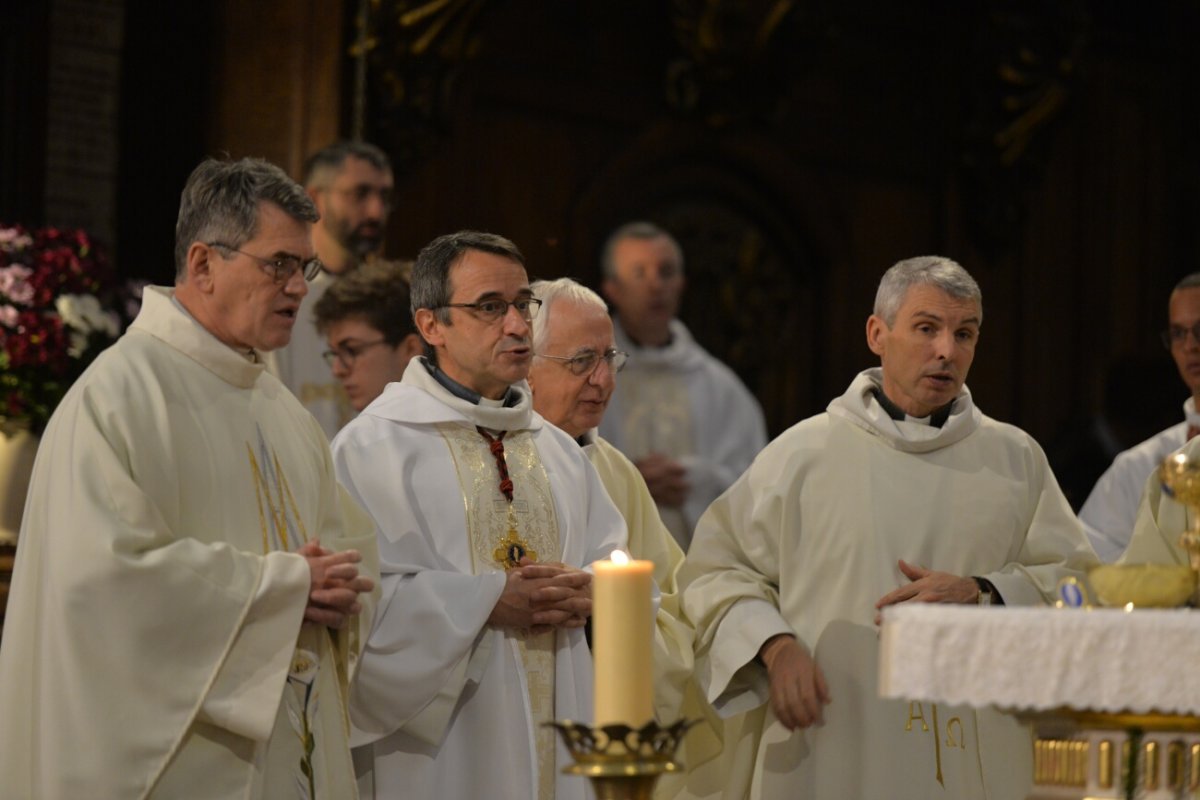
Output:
[
  {"xmin": 600, "ymin": 221, "xmax": 767, "ymax": 548},
  {"xmin": 1079, "ymin": 272, "xmax": 1200, "ymax": 561},
  {"xmin": 0, "ymin": 157, "xmax": 378, "ymax": 798},
  {"xmin": 677, "ymin": 256, "xmax": 1095, "ymax": 800},
  {"xmin": 268, "ymin": 140, "xmax": 396, "ymax": 436}
]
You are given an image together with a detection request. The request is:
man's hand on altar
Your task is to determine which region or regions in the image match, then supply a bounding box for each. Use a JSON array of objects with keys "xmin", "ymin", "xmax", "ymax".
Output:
[
  {"xmin": 872, "ymin": 559, "xmax": 979, "ymax": 624},
  {"xmin": 298, "ymin": 539, "xmax": 376, "ymax": 629},
  {"xmin": 635, "ymin": 452, "xmax": 690, "ymax": 507},
  {"xmin": 759, "ymin": 634, "xmax": 830, "ymax": 731},
  {"xmin": 487, "ymin": 561, "xmax": 592, "ymax": 633}
]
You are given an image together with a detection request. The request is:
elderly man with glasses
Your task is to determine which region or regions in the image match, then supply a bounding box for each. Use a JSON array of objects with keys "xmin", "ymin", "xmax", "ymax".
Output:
[
  {"xmin": 1079, "ymin": 272, "xmax": 1200, "ymax": 561},
  {"xmin": 0, "ymin": 157, "xmax": 379, "ymax": 799},
  {"xmin": 526, "ymin": 277, "xmax": 698, "ymax": 715},
  {"xmin": 330, "ymin": 231, "xmax": 628, "ymax": 800}
]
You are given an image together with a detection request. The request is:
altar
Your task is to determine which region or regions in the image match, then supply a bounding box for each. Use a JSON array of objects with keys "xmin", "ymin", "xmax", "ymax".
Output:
[{"xmin": 880, "ymin": 604, "xmax": 1200, "ymax": 799}]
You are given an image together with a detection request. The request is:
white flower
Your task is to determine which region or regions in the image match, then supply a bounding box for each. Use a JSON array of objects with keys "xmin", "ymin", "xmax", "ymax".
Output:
[
  {"xmin": 55, "ymin": 294, "xmax": 120, "ymax": 338},
  {"xmin": 0, "ymin": 305, "xmax": 17, "ymax": 327}
]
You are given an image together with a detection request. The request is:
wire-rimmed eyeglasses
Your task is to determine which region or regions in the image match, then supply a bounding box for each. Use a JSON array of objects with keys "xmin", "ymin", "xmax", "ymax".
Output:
[
  {"xmin": 536, "ymin": 347, "xmax": 629, "ymax": 377},
  {"xmin": 1162, "ymin": 322, "xmax": 1200, "ymax": 350},
  {"xmin": 322, "ymin": 339, "xmax": 390, "ymax": 370},
  {"xmin": 434, "ymin": 297, "xmax": 543, "ymax": 323},
  {"xmin": 208, "ymin": 242, "xmax": 324, "ymax": 283}
]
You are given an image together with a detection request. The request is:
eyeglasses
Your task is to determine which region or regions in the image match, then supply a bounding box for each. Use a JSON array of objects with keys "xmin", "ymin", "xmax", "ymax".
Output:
[
  {"xmin": 537, "ymin": 347, "xmax": 629, "ymax": 377},
  {"xmin": 1162, "ymin": 322, "xmax": 1200, "ymax": 349},
  {"xmin": 435, "ymin": 297, "xmax": 543, "ymax": 323},
  {"xmin": 208, "ymin": 242, "xmax": 324, "ymax": 283},
  {"xmin": 322, "ymin": 339, "xmax": 391, "ymax": 370}
]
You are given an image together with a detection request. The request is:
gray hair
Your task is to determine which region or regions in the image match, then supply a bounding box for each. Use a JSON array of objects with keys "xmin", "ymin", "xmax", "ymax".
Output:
[
  {"xmin": 1174, "ymin": 272, "xmax": 1200, "ymax": 292},
  {"xmin": 600, "ymin": 221, "xmax": 684, "ymax": 280},
  {"xmin": 530, "ymin": 278, "xmax": 609, "ymax": 353},
  {"xmin": 411, "ymin": 230, "xmax": 526, "ymax": 363},
  {"xmin": 873, "ymin": 256, "xmax": 982, "ymax": 326},
  {"xmin": 174, "ymin": 157, "xmax": 318, "ymax": 281},
  {"xmin": 303, "ymin": 140, "xmax": 392, "ymax": 189}
]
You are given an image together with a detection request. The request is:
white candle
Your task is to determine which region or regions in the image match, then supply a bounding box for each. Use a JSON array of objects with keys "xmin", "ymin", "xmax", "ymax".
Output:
[{"xmin": 592, "ymin": 549, "xmax": 655, "ymax": 728}]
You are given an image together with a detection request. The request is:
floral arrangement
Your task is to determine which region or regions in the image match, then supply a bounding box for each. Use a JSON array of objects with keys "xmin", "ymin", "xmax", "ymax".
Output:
[{"xmin": 0, "ymin": 224, "xmax": 141, "ymax": 434}]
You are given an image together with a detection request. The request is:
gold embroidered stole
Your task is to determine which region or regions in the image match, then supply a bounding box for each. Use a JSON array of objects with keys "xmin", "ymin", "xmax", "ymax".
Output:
[
  {"xmin": 617, "ymin": 370, "xmax": 693, "ymax": 539},
  {"xmin": 439, "ymin": 423, "xmax": 561, "ymax": 800}
]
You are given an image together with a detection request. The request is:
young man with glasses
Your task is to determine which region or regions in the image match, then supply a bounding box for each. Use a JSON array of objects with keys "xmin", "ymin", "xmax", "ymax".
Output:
[
  {"xmin": 330, "ymin": 231, "xmax": 628, "ymax": 800},
  {"xmin": 313, "ymin": 259, "xmax": 422, "ymax": 413},
  {"xmin": 1080, "ymin": 272, "xmax": 1200, "ymax": 561},
  {"xmin": 0, "ymin": 157, "xmax": 378, "ymax": 798},
  {"xmin": 267, "ymin": 140, "xmax": 396, "ymax": 437}
]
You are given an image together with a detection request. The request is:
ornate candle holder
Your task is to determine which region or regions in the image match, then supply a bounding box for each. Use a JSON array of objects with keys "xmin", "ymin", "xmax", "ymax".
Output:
[
  {"xmin": 546, "ymin": 719, "xmax": 693, "ymax": 800},
  {"xmin": 1159, "ymin": 452, "xmax": 1200, "ymax": 605}
]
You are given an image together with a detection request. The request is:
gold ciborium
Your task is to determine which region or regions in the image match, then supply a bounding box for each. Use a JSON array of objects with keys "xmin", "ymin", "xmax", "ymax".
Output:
[{"xmin": 1159, "ymin": 451, "xmax": 1200, "ymax": 604}]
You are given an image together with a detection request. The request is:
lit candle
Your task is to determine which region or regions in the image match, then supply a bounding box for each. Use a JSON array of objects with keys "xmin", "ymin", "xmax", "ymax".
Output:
[{"xmin": 592, "ymin": 549, "xmax": 655, "ymax": 728}]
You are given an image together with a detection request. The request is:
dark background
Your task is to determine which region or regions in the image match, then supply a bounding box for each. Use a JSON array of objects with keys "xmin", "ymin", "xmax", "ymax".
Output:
[{"xmin": 5, "ymin": 0, "xmax": 1199, "ymax": 508}]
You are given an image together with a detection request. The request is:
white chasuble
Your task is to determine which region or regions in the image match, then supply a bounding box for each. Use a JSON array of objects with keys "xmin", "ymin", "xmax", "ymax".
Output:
[
  {"xmin": 332, "ymin": 358, "xmax": 629, "ymax": 800},
  {"xmin": 440, "ymin": 423, "xmax": 561, "ymax": 800},
  {"xmin": 609, "ymin": 368, "xmax": 694, "ymax": 544},
  {"xmin": 676, "ymin": 369, "xmax": 1096, "ymax": 800},
  {"xmin": 0, "ymin": 286, "xmax": 379, "ymax": 800},
  {"xmin": 600, "ymin": 319, "xmax": 767, "ymax": 549}
]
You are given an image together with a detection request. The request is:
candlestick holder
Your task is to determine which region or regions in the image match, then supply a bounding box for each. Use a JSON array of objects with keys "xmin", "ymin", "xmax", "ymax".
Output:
[{"xmin": 546, "ymin": 718, "xmax": 693, "ymax": 800}]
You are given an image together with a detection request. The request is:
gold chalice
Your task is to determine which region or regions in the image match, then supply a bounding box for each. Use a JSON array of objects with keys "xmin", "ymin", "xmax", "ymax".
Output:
[{"xmin": 1159, "ymin": 451, "xmax": 1200, "ymax": 604}]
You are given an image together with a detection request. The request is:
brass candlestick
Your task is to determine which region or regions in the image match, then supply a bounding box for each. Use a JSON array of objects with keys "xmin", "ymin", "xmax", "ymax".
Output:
[
  {"xmin": 547, "ymin": 719, "xmax": 693, "ymax": 800},
  {"xmin": 1158, "ymin": 452, "xmax": 1200, "ymax": 604}
]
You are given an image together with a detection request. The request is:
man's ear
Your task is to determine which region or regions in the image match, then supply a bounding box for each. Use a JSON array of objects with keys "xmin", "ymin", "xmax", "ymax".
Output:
[
  {"xmin": 413, "ymin": 308, "xmax": 445, "ymax": 348},
  {"xmin": 185, "ymin": 242, "xmax": 216, "ymax": 292},
  {"xmin": 866, "ymin": 314, "xmax": 888, "ymax": 357}
]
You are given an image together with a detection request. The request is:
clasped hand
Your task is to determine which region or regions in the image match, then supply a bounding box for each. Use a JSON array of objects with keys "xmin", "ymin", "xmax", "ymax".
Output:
[
  {"xmin": 488, "ymin": 557, "xmax": 592, "ymax": 634},
  {"xmin": 635, "ymin": 452, "xmax": 690, "ymax": 508},
  {"xmin": 299, "ymin": 539, "xmax": 375, "ymax": 629}
]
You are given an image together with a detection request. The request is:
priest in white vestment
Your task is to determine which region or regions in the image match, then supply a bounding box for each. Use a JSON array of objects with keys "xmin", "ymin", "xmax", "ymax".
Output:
[
  {"xmin": 678, "ymin": 256, "xmax": 1097, "ymax": 800},
  {"xmin": 1081, "ymin": 272, "xmax": 1200, "ymax": 561},
  {"xmin": 597, "ymin": 222, "xmax": 767, "ymax": 548},
  {"xmin": 527, "ymin": 279, "xmax": 698, "ymax": 729},
  {"xmin": 0, "ymin": 158, "xmax": 378, "ymax": 799},
  {"xmin": 332, "ymin": 232, "xmax": 628, "ymax": 800},
  {"xmin": 265, "ymin": 141, "xmax": 395, "ymax": 437}
]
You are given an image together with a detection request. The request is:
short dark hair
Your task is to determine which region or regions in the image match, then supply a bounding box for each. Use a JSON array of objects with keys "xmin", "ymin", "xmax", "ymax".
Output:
[
  {"xmin": 600, "ymin": 221, "xmax": 684, "ymax": 279},
  {"xmin": 303, "ymin": 141, "xmax": 392, "ymax": 189},
  {"xmin": 313, "ymin": 260, "xmax": 415, "ymax": 344},
  {"xmin": 174, "ymin": 157, "xmax": 318, "ymax": 281},
  {"xmin": 410, "ymin": 230, "xmax": 526, "ymax": 362}
]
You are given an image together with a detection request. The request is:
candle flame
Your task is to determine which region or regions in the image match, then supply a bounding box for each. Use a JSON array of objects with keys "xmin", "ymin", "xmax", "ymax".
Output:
[{"xmin": 610, "ymin": 549, "xmax": 630, "ymax": 565}]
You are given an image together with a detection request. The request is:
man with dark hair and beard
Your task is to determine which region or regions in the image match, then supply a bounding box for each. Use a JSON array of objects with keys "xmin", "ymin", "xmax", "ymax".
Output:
[{"xmin": 267, "ymin": 140, "xmax": 396, "ymax": 437}]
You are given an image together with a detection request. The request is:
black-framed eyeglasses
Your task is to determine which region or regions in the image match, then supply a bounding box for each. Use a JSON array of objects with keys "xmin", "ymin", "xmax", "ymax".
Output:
[
  {"xmin": 537, "ymin": 347, "xmax": 629, "ymax": 377},
  {"xmin": 322, "ymin": 339, "xmax": 390, "ymax": 370},
  {"xmin": 208, "ymin": 242, "xmax": 324, "ymax": 283},
  {"xmin": 434, "ymin": 297, "xmax": 542, "ymax": 323},
  {"xmin": 1162, "ymin": 322, "xmax": 1200, "ymax": 350}
]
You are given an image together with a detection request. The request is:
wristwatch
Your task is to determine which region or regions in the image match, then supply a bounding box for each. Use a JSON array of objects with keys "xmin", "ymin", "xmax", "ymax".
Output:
[{"xmin": 973, "ymin": 577, "xmax": 1000, "ymax": 606}]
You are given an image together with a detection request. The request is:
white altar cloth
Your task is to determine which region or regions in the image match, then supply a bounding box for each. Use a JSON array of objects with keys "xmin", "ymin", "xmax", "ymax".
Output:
[{"xmin": 879, "ymin": 604, "xmax": 1200, "ymax": 716}]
